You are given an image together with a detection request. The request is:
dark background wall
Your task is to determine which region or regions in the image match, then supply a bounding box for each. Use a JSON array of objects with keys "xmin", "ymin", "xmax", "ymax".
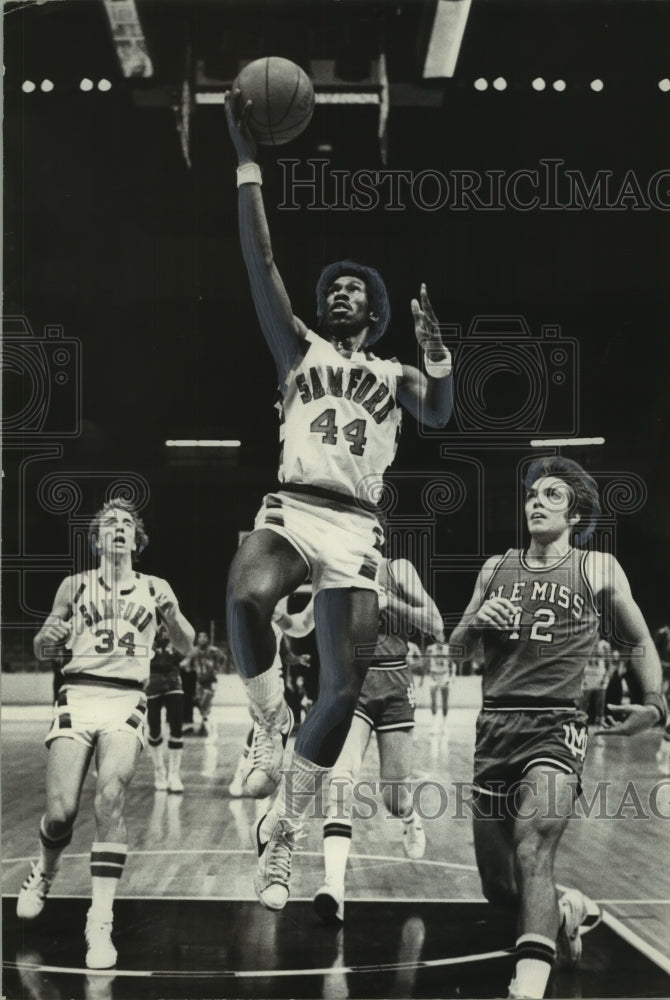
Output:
[{"xmin": 3, "ymin": 0, "xmax": 669, "ymax": 653}]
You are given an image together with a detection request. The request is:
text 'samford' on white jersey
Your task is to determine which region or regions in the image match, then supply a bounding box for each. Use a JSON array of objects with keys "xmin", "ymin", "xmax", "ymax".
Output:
[
  {"xmin": 277, "ymin": 331, "xmax": 403, "ymax": 502},
  {"xmin": 62, "ymin": 569, "xmax": 159, "ymax": 686}
]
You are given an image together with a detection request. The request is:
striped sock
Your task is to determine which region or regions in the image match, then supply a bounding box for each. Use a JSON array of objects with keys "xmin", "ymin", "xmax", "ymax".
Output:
[
  {"xmin": 90, "ymin": 842, "xmax": 127, "ymax": 920},
  {"xmin": 323, "ymin": 819, "xmax": 353, "ymax": 886},
  {"xmin": 39, "ymin": 816, "xmax": 72, "ymax": 876},
  {"xmin": 512, "ymin": 934, "xmax": 556, "ymax": 998}
]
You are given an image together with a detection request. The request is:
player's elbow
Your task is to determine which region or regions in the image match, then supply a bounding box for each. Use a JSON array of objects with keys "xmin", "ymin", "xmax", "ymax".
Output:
[{"xmin": 420, "ymin": 403, "xmax": 452, "ymax": 429}]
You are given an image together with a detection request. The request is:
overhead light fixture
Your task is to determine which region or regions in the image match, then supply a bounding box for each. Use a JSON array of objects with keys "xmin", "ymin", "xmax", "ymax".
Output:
[
  {"xmin": 474, "ymin": 78, "xmax": 488, "ymax": 91},
  {"xmin": 165, "ymin": 440, "xmax": 241, "ymax": 448},
  {"xmin": 423, "ymin": 0, "xmax": 473, "ymax": 79},
  {"xmin": 22, "ymin": 80, "xmax": 36, "ymax": 93},
  {"xmin": 530, "ymin": 437, "xmax": 605, "ymax": 448},
  {"xmin": 532, "ymin": 77, "xmax": 546, "ymax": 92},
  {"xmin": 590, "ymin": 79, "xmax": 604, "ymax": 92},
  {"xmin": 80, "ymin": 78, "xmax": 94, "ymax": 92},
  {"xmin": 102, "ymin": 0, "xmax": 153, "ymax": 78},
  {"xmin": 40, "ymin": 79, "xmax": 54, "ymax": 92},
  {"xmin": 493, "ymin": 76, "xmax": 507, "ymax": 91},
  {"xmin": 552, "ymin": 79, "xmax": 567, "ymax": 92}
]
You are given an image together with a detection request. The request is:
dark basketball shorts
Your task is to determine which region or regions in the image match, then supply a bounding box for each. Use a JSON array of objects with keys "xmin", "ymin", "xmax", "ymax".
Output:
[
  {"xmin": 146, "ymin": 670, "xmax": 183, "ymax": 698},
  {"xmin": 354, "ymin": 664, "xmax": 416, "ymax": 732},
  {"xmin": 473, "ymin": 702, "xmax": 588, "ymax": 801}
]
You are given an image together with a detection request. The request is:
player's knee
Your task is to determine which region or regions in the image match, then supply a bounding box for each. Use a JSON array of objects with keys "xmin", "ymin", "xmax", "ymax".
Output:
[
  {"xmin": 45, "ymin": 793, "xmax": 78, "ymax": 829},
  {"xmin": 226, "ymin": 583, "xmax": 276, "ymax": 632},
  {"xmin": 480, "ymin": 872, "xmax": 517, "ymax": 907},
  {"xmin": 513, "ymin": 826, "xmax": 556, "ymax": 876},
  {"xmin": 94, "ymin": 776, "xmax": 128, "ymax": 822}
]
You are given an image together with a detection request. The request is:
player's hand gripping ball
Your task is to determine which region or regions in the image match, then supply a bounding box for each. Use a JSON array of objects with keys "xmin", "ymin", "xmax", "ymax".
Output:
[{"xmin": 232, "ymin": 57, "xmax": 314, "ymax": 146}]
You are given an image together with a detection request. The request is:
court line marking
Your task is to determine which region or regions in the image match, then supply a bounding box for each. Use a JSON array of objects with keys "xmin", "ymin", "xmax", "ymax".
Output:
[
  {"xmin": 1, "ymin": 849, "xmax": 480, "ymax": 872},
  {"xmin": 4, "ymin": 947, "xmax": 511, "ymax": 980},
  {"xmin": 602, "ymin": 910, "xmax": 670, "ymax": 976},
  {"xmin": 5, "ymin": 892, "xmax": 670, "ymax": 906}
]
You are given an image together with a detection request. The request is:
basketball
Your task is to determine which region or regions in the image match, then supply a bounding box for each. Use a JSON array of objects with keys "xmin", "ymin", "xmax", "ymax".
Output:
[{"xmin": 233, "ymin": 57, "xmax": 315, "ymax": 146}]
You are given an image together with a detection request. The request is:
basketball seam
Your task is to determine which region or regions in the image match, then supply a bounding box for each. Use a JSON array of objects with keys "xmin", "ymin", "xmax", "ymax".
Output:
[
  {"xmin": 273, "ymin": 65, "xmax": 303, "ymax": 130},
  {"xmin": 265, "ymin": 57, "xmax": 275, "ymax": 148}
]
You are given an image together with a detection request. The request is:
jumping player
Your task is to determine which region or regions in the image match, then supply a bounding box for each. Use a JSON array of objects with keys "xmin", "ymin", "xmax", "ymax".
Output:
[
  {"xmin": 17, "ymin": 499, "xmax": 194, "ymax": 969},
  {"xmin": 425, "ymin": 637, "xmax": 456, "ymax": 733},
  {"xmin": 146, "ymin": 625, "xmax": 186, "ymax": 793},
  {"xmin": 450, "ymin": 456, "xmax": 666, "ymax": 999},
  {"xmin": 314, "ymin": 556, "xmax": 444, "ymax": 923},
  {"xmin": 224, "ymin": 89, "xmax": 453, "ymax": 911}
]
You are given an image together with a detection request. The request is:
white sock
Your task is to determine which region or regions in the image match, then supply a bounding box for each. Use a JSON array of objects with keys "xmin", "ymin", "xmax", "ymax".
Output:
[
  {"xmin": 90, "ymin": 842, "xmax": 126, "ymax": 921},
  {"xmin": 323, "ymin": 819, "xmax": 352, "ymax": 886},
  {"xmin": 263, "ymin": 752, "xmax": 328, "ymax": 835},
  {"xmin": 513, "ymin": 933, "xmax": 556, "ymax": 998},
  {"xmin": 244, "ymin": 666, "xmax": 284, "ymax": 722}
]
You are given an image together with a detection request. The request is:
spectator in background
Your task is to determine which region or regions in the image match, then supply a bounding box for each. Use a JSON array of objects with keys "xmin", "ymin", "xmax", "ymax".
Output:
[{"xmin": 181, "ymin": 632, "xmax": 225, "ymax": 736}]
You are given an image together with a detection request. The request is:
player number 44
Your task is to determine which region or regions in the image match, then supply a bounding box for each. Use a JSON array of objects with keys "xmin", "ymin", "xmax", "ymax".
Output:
[{"xmin": 309, "ymin": 408, "xmax": 368, "ymax": 456}]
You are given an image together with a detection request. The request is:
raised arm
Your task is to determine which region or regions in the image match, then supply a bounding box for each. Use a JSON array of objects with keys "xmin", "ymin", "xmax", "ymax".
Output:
[
  {"xmin": 448, "ymin": 556, "xmax": 513, "ymax": 665},
  {"xmin": 396, "ymin": 284, "xmax": 453, "ymax": 429},
  {"xmin": 153, "ymin": 578, "xmax": 195, "ymax": 657},
  {"xmin": 588, "ymin": 552, "xmax": 666, "ymax": 735},
  {"xmin": 385, "ymin": 558, "xmax": 444, "ymax": 640},
  {"xmin": 225, "ymin": 91, "xmax": 306, "ymax": 383},
  {"xmin": 33, "ymin": 576, "xmax": 74, "ymax": 661}
]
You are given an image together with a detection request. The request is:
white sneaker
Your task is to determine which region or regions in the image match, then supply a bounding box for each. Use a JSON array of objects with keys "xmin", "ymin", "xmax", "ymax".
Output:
[
  {"xmin": 17, "ymin": 861, "xmax": 55, "ymax": 919},
  {"xmin": 85, "ymin": 912, "xmax": 117, "ymax": 969},
  {"xmin": 153, "ymin": 767, "xmax": 168, "ymax": 791},
  {"xmin": 229, "ymin": 752, "xmax": 250, "ymax": 797},
  {"xmin": 167, "ymin": 772, "xmax": 184, "ymax": 794},
  {"xmin": 246, "ymin": 705, "xmax": 293, "ymax": 799},
  {"xmin": 559, "ymin": 888, "xmax": 601, "ymax": 964},
  {"xmin": 313, "ymin": 882, "xmax": 345, "ymax": 924},
  {"xmin": 252, "ymin": 813, "xmax": 301, "ymax": 911},
  {"xmin": 402, "ymin": 818, "xmax": 426, "ymax": 860}
]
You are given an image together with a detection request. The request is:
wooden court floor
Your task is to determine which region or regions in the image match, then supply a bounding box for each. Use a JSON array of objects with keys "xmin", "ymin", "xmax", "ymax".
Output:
[{"xmin": 3, "ymin": 700, "xmax": 670, "ymax": 999}]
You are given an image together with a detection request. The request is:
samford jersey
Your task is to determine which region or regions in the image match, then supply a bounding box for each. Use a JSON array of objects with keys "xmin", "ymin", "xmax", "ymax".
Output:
[
  {"xmin": 481, "ymin": 548, "xmax": 600, "ymax": 704},
  {"xmin": 277, "ymin": 330, "xmax": 403, "ymax": 501},
  {"xmin": 62, "ymin": 570, "xmax": 158, "ymax": 687}
]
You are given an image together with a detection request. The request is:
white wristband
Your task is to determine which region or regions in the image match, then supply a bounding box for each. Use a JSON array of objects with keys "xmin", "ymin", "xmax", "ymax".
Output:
[
  {"xmin": 236, "ymin": 162, "xmax": 262, "ymax": 187},
  {"xmin": 424, "ymin": 352, "xmax": 452, "ymax": 378}
]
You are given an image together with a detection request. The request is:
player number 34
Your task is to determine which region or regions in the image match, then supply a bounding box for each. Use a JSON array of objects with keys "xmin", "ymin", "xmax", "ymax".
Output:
[
  {"xmin": 94, "ymin": 629, "xmax": 137, "ymax": 656},
  {"xmin": 310, "ymin": 408, "xmax": 368, "ymax": 456}
]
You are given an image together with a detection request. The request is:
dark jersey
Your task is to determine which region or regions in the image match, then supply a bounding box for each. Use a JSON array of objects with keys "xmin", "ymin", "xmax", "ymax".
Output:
[
  {"xmin": 370, "ymin": 609, "xmax": 408, "ymax": 669},
  {"xmin": 481, "ymin": 548, "xmax": 600, "ymax": 703}
]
